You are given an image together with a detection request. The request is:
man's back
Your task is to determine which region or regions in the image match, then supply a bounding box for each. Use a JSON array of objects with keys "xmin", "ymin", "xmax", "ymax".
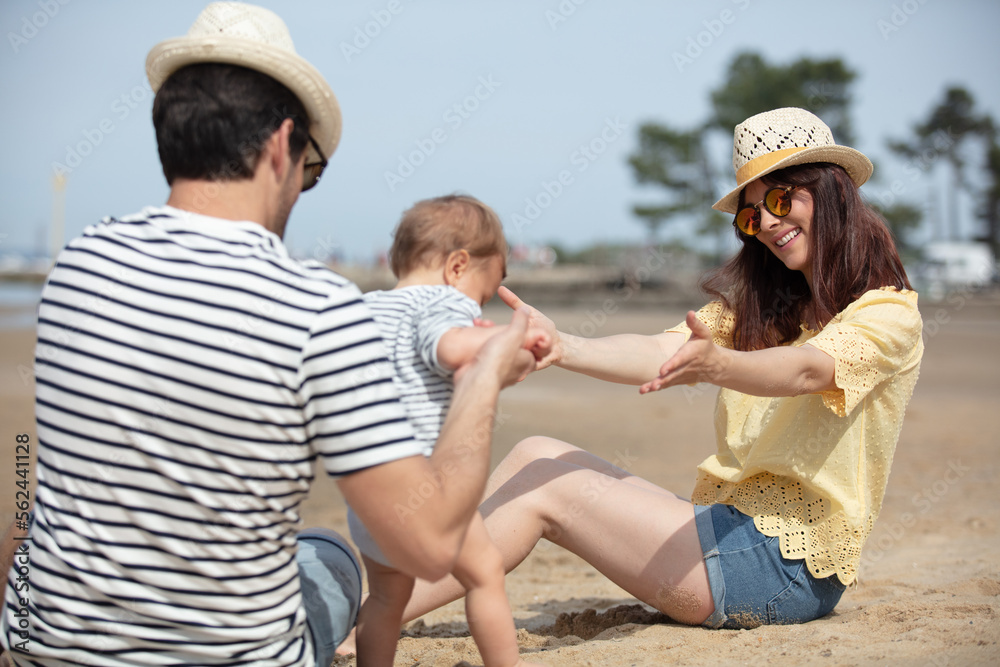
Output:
[
  {"xmin": 4, "ymin": 206, "xmax": 419, "ymax": 664},
  {"xmin": 0, "ymin": 6, "xmax": 533, "ymax": 664}
]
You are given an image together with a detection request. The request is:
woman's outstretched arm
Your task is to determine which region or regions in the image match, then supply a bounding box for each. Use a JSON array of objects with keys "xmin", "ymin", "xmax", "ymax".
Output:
[
  {"xmin": 498, "ymin": 286, "xmax": 686, "ymax": 386},
  {"xmin": 640, "ymin": 311, "xmax": 836, "ymax": 397}
]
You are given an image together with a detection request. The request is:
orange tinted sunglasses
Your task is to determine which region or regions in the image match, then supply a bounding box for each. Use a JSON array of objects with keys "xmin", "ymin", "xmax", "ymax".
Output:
[{"xmin": 734, "ymin": 186, "xmax": 795, "ymax": 236}]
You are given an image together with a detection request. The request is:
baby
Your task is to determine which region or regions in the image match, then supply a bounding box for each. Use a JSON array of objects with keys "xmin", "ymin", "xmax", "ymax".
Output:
[{"xmin": 349, "ymin": 194, "xmax": 547, "ymax": 666}]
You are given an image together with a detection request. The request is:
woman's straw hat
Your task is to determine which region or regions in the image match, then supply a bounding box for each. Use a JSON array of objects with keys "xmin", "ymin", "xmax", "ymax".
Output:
[
  {"xmin": 713, "ymin": 107, "xmax": 873, "ymax": 214},
  {"xmin": 146, "ymin": 2, "xmax": 341, "ymax": 166}
]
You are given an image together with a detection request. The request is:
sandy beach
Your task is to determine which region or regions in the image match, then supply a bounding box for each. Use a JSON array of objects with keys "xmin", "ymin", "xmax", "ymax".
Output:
[{"xmin": 2, "ymin": 290, "xmax": 998, "ymax": 665}]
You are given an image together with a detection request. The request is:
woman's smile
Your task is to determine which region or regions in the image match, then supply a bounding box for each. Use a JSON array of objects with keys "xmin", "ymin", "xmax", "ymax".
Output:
[{"xmin": 774, "ymin": 228, "xmax": 801, "ymax": 247}]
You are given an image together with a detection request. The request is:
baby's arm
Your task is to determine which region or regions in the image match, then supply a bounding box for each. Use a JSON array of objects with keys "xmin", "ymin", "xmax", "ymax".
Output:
[{"xmin": 438, "ymin": 323, "xmax": 550, "ymax": 372}]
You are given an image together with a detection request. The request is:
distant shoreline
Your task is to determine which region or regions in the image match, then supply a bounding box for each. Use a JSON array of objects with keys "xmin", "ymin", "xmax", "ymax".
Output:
[
  {"xmin": 4, "ymin": 265, "xmax": 997, "ymax": 314},
  {"xmin": 0, "ymin": 271, "xmax": 46, "ymax": 284}
]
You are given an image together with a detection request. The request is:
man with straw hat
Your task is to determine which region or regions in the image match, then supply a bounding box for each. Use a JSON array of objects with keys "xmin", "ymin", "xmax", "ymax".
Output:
[{"xmin": 0, "ymin": 4, "xmax": 534, "ymax": 665}]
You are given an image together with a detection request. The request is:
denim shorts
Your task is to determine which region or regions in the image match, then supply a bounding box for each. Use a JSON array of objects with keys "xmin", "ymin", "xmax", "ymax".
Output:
[
  {"xmin": 295, "ymin": 529, "xmax": 363, "ymax": 667},
  {"xmin": 694, "ymin": 504, "xmax": 846, "ymax": 629}
]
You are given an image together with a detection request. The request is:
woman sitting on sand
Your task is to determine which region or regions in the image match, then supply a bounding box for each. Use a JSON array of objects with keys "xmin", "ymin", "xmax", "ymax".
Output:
[{"xmin": 400, "ymin": 107, "xmax": 924, "ymax": 630}]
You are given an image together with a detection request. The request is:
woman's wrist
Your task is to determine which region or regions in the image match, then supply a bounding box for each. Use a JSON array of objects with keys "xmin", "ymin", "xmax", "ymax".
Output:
[{"xmin": 550, "ymin": 330, "xmax": 575, "ymax": 368}]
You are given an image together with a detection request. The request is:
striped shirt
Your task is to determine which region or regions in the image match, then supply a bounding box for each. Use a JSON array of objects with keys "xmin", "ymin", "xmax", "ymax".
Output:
[
  {"xmin": 1, "ymin": 206, "xmax": 423, "ymax": 666},
  {"xmin": 362, "ymin": 286, "xmax": 481, "ymax": 456}
]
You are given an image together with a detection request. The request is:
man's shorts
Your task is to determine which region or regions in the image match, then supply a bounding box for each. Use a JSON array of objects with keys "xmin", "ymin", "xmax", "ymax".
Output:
[{"xmin": 296, "ymin": 529, "xmax": 363, "ymax": 666}]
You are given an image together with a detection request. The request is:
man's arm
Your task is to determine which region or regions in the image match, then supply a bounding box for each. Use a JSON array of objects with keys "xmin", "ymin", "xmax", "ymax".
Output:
[{"xmin": 336, "ymin": 310, "xmax": 535, "ymax": 581}]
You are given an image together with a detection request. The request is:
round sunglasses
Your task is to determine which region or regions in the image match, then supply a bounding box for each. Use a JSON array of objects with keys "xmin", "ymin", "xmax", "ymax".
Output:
[{"xmin": 734, "ymin": 186, "xmax": 796, "ymax": 236}]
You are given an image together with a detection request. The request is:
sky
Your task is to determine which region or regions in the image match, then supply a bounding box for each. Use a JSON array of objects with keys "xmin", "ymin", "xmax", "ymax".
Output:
[{"xmin": 1, "ymin": 0, "xmax": 999, "ymax": 264}]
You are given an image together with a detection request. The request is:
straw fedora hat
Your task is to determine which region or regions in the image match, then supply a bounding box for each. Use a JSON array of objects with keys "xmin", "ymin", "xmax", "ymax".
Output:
[
  {"xmin": 713, "ymin": 107, "xmax": 872, "ymax": 214},
  {"xmin": 146, "ymin": 2, "xmax": 341, "ymax": 167}
]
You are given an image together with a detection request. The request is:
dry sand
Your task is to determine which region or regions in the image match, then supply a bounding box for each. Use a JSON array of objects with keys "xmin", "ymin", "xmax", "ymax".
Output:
[{"xmin": 2, "ymin": 292, "xmax": 998, "ymax": 665}]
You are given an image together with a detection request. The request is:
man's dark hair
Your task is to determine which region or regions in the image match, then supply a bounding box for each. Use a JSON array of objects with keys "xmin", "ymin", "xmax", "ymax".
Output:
[{"xmin": 152, "ymin": 63, "xmax": 311, "ymax": 185}]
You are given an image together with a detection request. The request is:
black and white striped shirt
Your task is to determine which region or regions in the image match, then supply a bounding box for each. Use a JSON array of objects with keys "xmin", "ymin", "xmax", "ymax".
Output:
[
  {"xmin": 362, "ymin": 286, "xmax": 481, "ymax": 455},
  {"xmin": 1, "ymin": 206, "xmax": 423, "ymax": 666}
]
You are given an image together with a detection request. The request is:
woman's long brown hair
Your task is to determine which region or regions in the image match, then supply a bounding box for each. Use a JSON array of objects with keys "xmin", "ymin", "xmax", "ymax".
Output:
[{"xmin": 702, "ymin": 163, "xmax": 911, "ymax": 351}]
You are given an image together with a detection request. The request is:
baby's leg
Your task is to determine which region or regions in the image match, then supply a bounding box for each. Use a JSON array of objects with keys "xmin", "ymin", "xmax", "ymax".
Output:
[
  {"xmin": 355, "ymin": 556, "xmax": 414, "ymax": 667},
  {"xmin": 451, "ymin": 514, "xmax": 541, "ymax": 667}
]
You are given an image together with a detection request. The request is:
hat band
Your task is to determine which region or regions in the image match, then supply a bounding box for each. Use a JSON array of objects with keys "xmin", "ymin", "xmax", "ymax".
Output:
[{"xmin": 735, "ymin": 147, "xmax": 806, "ymax": 185}]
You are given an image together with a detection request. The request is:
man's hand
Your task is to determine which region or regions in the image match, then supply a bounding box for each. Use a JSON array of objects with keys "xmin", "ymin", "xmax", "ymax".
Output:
[
  {"xmin": 454, "ymin": 307, "xmax": 536, "ymax": 388},
  {"xmin": 498, "ymin": 286, "xmax": 561, "ymax": 370},
  {"xmin": 524, "ymin": 327, "xmax": 552, "ymax": 362},
  {"xmin": 639, "ymin": 311, "xmax": 730, "ymax": 394}
]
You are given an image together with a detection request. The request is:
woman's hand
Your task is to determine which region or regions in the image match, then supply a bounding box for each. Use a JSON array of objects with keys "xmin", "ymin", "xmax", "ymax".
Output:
[
  {"xmin": 639, "ymin": 311, "xmax": 731, "ymax": 394},
  {"xmin": 498, "ymin": 286, "xmax": 562, "ymax": 370}
]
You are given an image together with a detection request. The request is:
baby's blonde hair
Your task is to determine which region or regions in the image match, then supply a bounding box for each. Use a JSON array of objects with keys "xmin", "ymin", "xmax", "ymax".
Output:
[{"xmin": 389, "ymin": 194, "xmax": 508, "ymax": 278}]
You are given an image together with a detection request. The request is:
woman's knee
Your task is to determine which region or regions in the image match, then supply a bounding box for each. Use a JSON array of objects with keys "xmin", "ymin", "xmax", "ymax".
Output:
[
  {"xmin": 486, "ymin": 457, "xmax": 574, "ymax": 523},
  {"xmin": 499, "ymin": 459, "xmax": 598, "ymax": 541},
  {"xmin": 510, "ymin": 436, "xmax": 581, "ymax": 465}
]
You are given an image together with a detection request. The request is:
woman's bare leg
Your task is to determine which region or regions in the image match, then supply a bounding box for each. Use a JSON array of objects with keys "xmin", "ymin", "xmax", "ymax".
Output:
[
  {"xmin": 404, "ymin": 438, "xmax": 713, "ymax": 626},
  {"xmin": 484, "ymin": 436, "xmax": 679, "ymax": 499}
]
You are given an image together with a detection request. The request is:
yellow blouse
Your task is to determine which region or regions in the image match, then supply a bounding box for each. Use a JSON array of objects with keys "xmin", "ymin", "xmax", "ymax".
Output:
[{"xmin": 666, "ymin": 288, "xmax": 923, "ymax": 584}]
